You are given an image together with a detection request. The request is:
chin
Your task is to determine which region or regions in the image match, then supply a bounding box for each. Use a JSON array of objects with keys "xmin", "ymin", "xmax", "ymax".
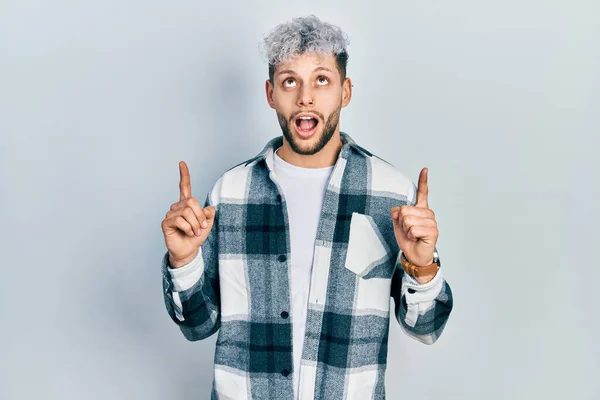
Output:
[{"xmin": 289, "ymin": 127, "xmax": 326, "ymax": 155}]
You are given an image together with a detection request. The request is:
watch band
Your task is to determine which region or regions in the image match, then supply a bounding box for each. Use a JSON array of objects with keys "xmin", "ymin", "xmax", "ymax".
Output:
[{"xmin": 400, "ymin": 252, "xmax": 439, "ymax": 278}]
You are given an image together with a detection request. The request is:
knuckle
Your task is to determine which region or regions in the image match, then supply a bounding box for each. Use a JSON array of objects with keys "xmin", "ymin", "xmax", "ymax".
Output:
[
  {"xmin": 185, "ymin": 197, "xmax": 197, "ymax": 208},
  {"xmin": 185, "ymin": 208, "xmax": 200, "ymax": 225}
]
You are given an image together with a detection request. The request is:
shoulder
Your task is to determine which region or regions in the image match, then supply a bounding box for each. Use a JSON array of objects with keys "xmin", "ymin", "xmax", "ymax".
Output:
[
  {"xmin": 206, "ymin": 156, "xmax": 260, "ymax": 207},
  {"xmin": 360, "ymin": 147, "xmax": 416, "ymax": 203}
]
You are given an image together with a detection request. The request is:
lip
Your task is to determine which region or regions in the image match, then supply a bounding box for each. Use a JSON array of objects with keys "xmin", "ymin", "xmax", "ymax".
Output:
[
  {"xmin": 293, "ymin": 112, "xmax": 320, "ymax": 122},
  {"xmin": 293, "ymin": 113, "xmax": 320, "ymax": 139}
]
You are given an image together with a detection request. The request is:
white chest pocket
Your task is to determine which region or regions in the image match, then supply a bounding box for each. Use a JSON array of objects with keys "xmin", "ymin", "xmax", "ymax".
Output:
[
  {"xmin": 344, "ymin": 212, "xmax": 395, "ymax": 279},
  {"xmin": 343, "ymin": 212, "xmax": 395, "ymax": 315}
]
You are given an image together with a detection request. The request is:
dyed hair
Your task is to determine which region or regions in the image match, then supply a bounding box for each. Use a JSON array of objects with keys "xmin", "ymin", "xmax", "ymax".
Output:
[{"xmin": 261, "ymin": 15, "xmax": 350, "ymax": 84}]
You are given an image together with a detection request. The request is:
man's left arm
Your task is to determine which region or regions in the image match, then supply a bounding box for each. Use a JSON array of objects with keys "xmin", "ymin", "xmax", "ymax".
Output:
[{"xmin": 389, "ymin": 168, "xmax": 454, "ymax": 344}]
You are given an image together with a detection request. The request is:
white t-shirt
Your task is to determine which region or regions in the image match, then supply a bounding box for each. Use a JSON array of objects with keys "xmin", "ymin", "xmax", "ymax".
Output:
[{"xmin": 273, "ymin": 147, "xmax": 333, "ymax": 399}]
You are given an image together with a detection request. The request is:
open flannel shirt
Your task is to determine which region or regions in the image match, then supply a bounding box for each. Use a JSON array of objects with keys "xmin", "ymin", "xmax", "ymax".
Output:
[{"xmin": 161, "ymin": 132, "xmax": 453, "ymax": 399}]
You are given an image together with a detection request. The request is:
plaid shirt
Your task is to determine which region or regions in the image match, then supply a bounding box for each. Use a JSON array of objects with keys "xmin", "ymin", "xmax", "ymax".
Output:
[{"xmin": 161, "ymin": 132, "xmax": 453, "ymax": 399}]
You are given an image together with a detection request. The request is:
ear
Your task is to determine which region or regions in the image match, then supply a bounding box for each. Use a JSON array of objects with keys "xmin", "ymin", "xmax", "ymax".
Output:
[
  {"xmin": 265, "ymin": 79, "xmax": 276, "ymax": 109},
  {"xmin": 341, "ymin": 77, "xmax": 352, "ymax": 108}
]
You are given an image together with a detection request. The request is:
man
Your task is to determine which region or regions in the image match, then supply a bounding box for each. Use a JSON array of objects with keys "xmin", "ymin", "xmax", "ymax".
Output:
[{"xmin": 160, "ymin": 15, "xmax": 453, "ymax": 400}]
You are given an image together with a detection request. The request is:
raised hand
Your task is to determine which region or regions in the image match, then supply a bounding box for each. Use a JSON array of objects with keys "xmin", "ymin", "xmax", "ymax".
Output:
[
  {"xmin": 161, "ymin": 161, "xmax": 216, "ymax": 268},
  {"xmin": 391, "ymin": 167, "xmax": 439, "ymax": 269}
]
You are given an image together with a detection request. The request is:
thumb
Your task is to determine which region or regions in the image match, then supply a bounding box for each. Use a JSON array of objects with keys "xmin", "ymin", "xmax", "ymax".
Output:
[{"xmin": 203, "ymin": 206, "xmax": 216, "ymax": 223}]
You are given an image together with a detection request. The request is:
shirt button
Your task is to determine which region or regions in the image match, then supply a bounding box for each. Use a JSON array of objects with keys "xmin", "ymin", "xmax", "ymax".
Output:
[
  {"xmin": 281, "ymin": 369, "xmax": 290, "ymax": 377},
  {"xmin": 280, "ymin": 311, "xmax": 289, "ymax": 319},
  {"xmin": 278, "ymin": 254, "xmax": 287, "ymax": 262}
]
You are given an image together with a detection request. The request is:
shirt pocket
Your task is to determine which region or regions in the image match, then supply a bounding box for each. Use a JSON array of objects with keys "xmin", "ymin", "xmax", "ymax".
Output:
[{"xmin": 343, "ymin": 212, "xmax": 395, "ymax": 280}]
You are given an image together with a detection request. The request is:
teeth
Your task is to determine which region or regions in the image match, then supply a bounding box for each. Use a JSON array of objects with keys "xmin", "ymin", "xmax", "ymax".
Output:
[{"xmin": 298, "ymin": 116, "xmax": 314, "ymax": 120}]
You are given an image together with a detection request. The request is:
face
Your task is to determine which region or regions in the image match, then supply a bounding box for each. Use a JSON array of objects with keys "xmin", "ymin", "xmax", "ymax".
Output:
[{"xmin": 266, "ymin": 53, "xmax": 352, "ymax": 156}]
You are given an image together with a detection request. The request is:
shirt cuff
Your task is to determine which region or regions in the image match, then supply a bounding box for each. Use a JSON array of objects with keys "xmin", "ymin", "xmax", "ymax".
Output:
[
  {"xmin": 402, "ymin": 268, "xmax": 444, "ymax": 304},
  {"xmin": 167, "ymin": 248, "xmax": 205, "ymax": 292}
]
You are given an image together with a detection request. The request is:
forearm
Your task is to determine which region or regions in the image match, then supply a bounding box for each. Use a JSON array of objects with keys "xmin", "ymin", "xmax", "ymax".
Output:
[
  {"xmin": 161, "ymin": 250, "xmax": 221, "ymax": 340},
  {"xmin": 391, "ymin": 252, "xmax": 453, "ymax": 344},
  {"xmin": 398, "ymin": 272, "xmax": 453, "ymax": 343}
]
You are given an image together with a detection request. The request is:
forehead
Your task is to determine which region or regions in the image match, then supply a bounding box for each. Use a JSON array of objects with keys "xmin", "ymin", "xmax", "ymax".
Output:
[{"xmin": 274, "ymin": 52, "xmax": 338, "ymax": 75}]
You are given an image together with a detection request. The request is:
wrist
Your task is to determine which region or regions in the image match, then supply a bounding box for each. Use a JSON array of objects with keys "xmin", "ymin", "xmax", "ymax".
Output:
[
  {"xmin": 400, "ymin": 252, "xmax": 439, "ymax": 280},
  {"xmin": 415, "ymin": 257, "xmax": 434, "ymax": 267},
  {"xmin": 169, "ymin": 249, "xmax": 199, "ymax": 269}
]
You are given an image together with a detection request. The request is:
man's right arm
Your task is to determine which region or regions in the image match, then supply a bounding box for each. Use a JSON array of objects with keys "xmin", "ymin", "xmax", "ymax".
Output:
[
  {"xmin": 160, "ymin": 161, "xmax": 221, "ymax": 341},
  {"xmin": 161, "ymin": 206, "xmax": 221, "ymax": 341}
]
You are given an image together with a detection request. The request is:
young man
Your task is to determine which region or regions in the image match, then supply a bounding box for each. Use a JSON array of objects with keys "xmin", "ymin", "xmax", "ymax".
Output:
[{"xmin": 160, "ymin": 15, "xmax": 453, "ymax": 400}]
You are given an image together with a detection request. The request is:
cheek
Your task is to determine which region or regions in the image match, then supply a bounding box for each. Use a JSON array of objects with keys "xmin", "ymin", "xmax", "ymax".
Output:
[
  {"xmin": 272, "ymin": 92, "xmax": 295, "ymax": 109},
  {"xmin": 318, "ymin": 88, "xmax": 342, "ymax": 105}
]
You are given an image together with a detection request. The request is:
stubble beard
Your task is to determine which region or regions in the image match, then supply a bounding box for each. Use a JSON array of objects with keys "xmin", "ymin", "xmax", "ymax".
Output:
[{"xmin": 277, "ymin": 105, "xmax": 341, "ymax": 156}]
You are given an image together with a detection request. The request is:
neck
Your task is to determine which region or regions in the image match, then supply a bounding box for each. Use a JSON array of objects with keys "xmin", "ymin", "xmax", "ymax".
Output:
[{"xmin": 277, "ymin": 130, "xmax": 342, "ymax": 168}]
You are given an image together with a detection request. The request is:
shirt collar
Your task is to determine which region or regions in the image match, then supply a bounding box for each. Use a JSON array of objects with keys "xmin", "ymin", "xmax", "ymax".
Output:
[{"xmin": 245, "ymin": 131, "xmax": 372, "ymax": 170}]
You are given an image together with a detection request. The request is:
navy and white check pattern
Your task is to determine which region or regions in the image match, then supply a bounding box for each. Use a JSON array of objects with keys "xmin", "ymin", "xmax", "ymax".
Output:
[{"xmin": 161, "ymin": 132, "xmax": 453, "ymax": 399}]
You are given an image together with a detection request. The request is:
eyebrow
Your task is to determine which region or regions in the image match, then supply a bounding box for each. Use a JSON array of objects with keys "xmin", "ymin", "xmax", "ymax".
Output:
[{"xmin": 276, "ymin": 66, "xmax": 334, "ymax": 76}]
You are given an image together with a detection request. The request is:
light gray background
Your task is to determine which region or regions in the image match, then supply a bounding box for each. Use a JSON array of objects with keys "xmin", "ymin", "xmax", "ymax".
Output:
[{"xmin": 1, "ymin": 0, "xmax": 598, "ymax": 399}]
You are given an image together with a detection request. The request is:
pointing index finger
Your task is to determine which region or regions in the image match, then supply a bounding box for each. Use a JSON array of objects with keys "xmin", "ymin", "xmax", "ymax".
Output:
[
  {"xmin": 415, "ymin": 167, "xmax": 429, "ymax": 208},
  {"xmin": 179, "ymin": 161, "xmax": 192, "ymax": 201}
]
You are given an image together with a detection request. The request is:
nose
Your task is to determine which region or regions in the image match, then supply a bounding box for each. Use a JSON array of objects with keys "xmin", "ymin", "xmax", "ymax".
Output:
[{"xmin": 297, "ymin": 85, "xmax": 314, "ymax": 107}]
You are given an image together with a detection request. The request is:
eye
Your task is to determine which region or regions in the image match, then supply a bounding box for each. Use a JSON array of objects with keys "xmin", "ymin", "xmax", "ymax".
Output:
[
  {"xmin": 317, "ymin": 76, "xmax": 329, "ymax": 85},
  {"xmin": 283, "ymin": 78, "xmax": 296, "ymax": 88}
]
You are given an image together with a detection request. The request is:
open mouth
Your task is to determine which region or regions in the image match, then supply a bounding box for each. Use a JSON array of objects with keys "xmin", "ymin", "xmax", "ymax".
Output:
[{"xmin": 294, "ymin": 115, "xmax": 320, "ymax": 138}]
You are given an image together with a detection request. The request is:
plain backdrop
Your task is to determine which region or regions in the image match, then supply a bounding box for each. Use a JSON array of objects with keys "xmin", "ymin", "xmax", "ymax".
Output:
[{"xmin": 1, "ymin": 1, "xmax": 598, "ymax": 399}]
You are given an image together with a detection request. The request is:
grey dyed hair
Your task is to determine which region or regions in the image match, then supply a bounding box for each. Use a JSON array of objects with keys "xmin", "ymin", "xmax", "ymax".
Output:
[{"xmin": 261, "ymin": 15, "xmax": 350, "ymax": 83}]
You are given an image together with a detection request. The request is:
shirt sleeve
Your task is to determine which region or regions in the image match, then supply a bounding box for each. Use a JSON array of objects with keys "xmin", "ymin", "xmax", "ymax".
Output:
[
  {"xmin": 390, "ymin": 249, "xmax": 453, "ymax": 345},
  {"xmin": 161, "ymin": 189, "xmax": 221, "ymax": 341}
]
